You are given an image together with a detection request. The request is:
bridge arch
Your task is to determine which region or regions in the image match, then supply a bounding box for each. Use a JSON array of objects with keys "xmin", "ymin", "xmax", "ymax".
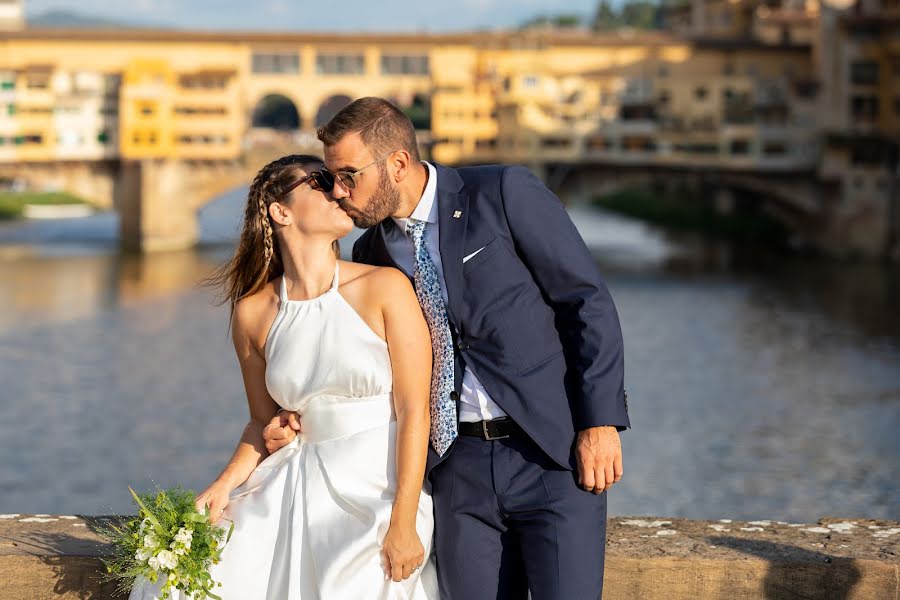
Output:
[
  {"xmin": 252, "ymin": 93, "xmax": 302, "ymax": 130},
  {"xmin": 315, "ymin": 94, "xmax": 355, "ymax": 128},
  {"xmin": 385, "ymin": 92, "xmax": 431, "ymax": 130}
]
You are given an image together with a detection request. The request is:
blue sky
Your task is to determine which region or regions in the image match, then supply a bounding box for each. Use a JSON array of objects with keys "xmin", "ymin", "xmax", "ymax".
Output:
[{"xmin": 26, "ymin": 0, "xmax": 608, "ymax": 32}]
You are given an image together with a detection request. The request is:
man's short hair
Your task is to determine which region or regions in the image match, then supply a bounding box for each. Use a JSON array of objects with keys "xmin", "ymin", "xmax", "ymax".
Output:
[{"xmin": 316, "ymin": 97, "xmax": 420, "ymax": 162}]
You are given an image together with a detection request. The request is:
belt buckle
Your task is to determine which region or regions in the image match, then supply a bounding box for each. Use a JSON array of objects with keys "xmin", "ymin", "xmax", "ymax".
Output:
[{"xmin": 482, "ymin": 419, "xmax": 509, "ymax": 441}]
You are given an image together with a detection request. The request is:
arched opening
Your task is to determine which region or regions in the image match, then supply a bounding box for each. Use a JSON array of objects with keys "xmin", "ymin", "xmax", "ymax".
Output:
[
  {"xmin": 386, "ymin": 92, "xmax": 432, "ymax": 130},
  {"xmin": 315, "ymin": 95, "xmax": 354, "ymax": 128},
  {"xmin": 252, "ymin": 94, "xmax": 301, "ymax": 130},
  {"xmin": 404, "ymin": 93, "xmax": 431, "ymax": 130}
]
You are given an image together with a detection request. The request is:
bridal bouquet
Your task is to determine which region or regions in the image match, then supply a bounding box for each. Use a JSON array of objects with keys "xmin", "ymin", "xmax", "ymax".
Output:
[{"xmin": 97, "ymin": 485, "xmax": 234, "ymax": 600}]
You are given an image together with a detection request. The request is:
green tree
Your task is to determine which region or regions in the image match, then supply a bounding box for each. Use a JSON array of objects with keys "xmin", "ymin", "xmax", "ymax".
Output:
[
  {"xmin": 592, "ymin": 0, "xmax": 620, "ymax": 31},
  {"xmin": 621, "ymin": 0, "xmax": 662, "ymax": 29}
]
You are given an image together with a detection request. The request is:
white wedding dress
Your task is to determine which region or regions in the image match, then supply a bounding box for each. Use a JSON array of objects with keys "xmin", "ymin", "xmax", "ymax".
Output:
[{"xmin": 129, "ymin": 262, "xmax": 438, "ymax": 600}]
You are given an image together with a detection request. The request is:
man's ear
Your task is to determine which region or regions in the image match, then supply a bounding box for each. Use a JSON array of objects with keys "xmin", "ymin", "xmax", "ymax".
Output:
[
  {"xmin": 390, "ymin": 149, "xmax": 413, "ymax": 183},
  {"xmin": 268, "ymin": 202, "xmax": 291, "ymax": 226}
]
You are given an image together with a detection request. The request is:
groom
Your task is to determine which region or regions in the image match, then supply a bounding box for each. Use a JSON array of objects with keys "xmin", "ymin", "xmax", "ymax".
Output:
[{"xmin": 264, "ymin": 97, "xmax": 630, "ymax": 599}]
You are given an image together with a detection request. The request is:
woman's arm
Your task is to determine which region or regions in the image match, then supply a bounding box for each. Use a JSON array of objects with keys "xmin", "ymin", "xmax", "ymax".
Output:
[
  {"xmin": 195, "ymin": 297, "xmax": 280, "ymax": 522},
  {"xmin": 379, "ymin": 268, "xmax": 432, "ymax": 581}
]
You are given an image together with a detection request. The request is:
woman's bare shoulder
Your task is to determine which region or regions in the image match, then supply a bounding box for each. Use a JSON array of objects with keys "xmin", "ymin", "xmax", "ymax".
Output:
[
  {"xmin": 341, "ymin": 262, "xmax": 410, "ymax": 293},
  {"xmin": 233, "ymin": 279, "xmax": 280, "ymax": 339}
]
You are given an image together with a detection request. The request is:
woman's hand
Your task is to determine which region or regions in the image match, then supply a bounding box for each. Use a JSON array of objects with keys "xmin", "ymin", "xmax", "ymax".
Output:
[
  {"xmin": 380, "ymin": 521, "xmax": 425, "ymax": 582},
  {"xmin": 194, "ymin": 480, "xmax": 233, "ymax": 526}
]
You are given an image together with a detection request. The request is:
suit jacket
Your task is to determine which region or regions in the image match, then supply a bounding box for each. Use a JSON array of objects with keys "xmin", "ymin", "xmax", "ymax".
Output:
[{"xmin": 352, "ymin": 162, "xmax": 630, "ymax": 474}]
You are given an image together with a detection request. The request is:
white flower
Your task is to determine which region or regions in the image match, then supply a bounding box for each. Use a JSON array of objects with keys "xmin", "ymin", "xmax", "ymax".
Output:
[
  {"xmin": 148, "ymin": 555, "xmax": 161, "ymax": 571},
  {"xmin": 156, "ymin": 550, "xmax": 178, "ymax": 570},
  {"xmin": 143, "ymin": 533, "xmax": 159, "ymax": 549},
  {"xmin": 174, "ymin": 527, "xmax": 193, "ymax": 546},
  {"xmin": 135, "ymin": 547, "xmax": 152, "ymax": 562}
]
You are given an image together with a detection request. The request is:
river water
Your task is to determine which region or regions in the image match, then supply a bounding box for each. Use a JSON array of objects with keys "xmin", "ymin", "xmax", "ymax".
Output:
[{"xmin": 1, "ymin": 187, "xmax": 898, "ymax": 522}]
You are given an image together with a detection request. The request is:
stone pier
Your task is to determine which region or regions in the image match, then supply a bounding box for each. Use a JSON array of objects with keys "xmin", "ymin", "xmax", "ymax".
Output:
[{"xmin": 0, "ymin": 514, "xmax": 897, "ymax": 599}]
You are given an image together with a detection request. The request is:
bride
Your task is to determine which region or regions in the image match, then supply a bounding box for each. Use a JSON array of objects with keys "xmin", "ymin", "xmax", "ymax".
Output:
[{"xmin": 129, "ymin": 154, "xmax": 438, "ymax": 599}]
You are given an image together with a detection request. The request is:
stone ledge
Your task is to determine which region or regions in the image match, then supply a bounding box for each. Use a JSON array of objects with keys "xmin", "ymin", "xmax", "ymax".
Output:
[{"xmin": 1, "ymin": 514, "xmax": 897, "ymax": 599}]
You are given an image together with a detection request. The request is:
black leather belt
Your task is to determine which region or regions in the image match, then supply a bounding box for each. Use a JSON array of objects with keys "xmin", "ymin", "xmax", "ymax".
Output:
[{"xmin": 458, "ymin": 417, "xmax": 521, "ymax": 441}]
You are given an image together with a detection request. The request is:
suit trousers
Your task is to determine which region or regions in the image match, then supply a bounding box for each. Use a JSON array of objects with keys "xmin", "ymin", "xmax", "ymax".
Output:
[{"xmin": 431, "ymin": 431, "xmax": 607, "ymax": 600}]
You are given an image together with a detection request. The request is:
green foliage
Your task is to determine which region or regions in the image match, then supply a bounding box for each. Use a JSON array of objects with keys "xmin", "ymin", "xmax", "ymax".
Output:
[
  {"xmin": 594, "ymin": 187, "xmax": 791, "ymax": 244},
  {"xmin": 520, "ymin": 14, "xmax": 583, "ymax": 29},
  {"xmin": 592, "ymin": 0, "xmax": 663, "ymax": 31},
  {"xmin": 0, "ymin": 191, "xmax": 86, "ymax": 220},
  {"xmin": 96, "ymin": 485, "xmax": 234, "ymax": 600}
]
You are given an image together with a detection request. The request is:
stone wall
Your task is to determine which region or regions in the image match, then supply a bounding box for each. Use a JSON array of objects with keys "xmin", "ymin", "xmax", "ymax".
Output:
[{"xmin": 1, "ymin": 514, "xmax": 897, "ymax": 599}]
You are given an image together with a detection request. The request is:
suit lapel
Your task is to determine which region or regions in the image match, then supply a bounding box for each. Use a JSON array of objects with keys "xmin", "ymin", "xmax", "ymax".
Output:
[{"xmin": 435, "ymin": 164, "xmax": 468, "ymax": 327}]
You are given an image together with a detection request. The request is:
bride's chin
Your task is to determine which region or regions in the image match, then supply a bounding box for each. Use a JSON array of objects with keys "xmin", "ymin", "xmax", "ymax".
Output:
[{"xmin": 334, "ymin": 221, "xmax": 354, "ymax": 237}]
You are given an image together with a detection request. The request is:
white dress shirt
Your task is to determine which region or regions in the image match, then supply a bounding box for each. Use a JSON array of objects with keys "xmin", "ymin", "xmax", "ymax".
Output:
[{"xmin": 384, "ymin": 161, "xmax": 508, "ymax": 423}]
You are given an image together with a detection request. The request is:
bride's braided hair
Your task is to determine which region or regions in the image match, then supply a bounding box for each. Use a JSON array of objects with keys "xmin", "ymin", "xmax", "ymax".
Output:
[{"xmin": 204, "ymin": 154, "xmax": 340, "ymax": 328}]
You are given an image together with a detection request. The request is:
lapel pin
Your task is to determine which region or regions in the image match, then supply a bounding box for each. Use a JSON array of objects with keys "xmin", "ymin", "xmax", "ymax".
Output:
[{"xmin": 453, "ymin": 211, "xmax": 462, "ymax": 219}]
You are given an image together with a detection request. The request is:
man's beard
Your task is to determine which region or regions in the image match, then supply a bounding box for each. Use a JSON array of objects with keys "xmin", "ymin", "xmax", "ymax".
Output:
[{"xmin": 342, "ymin": 165, "xmax": 401, "ymax": 229}]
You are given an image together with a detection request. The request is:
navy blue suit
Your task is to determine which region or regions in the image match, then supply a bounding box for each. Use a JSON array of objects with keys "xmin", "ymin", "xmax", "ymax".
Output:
[{"xmin": 353, "ymin": 163, "xmax": 629, "ymax": 599}]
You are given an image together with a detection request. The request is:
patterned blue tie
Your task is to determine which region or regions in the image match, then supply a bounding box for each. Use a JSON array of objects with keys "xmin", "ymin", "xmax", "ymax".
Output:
[{"xmin": 407, "ymin": 220, "xmax": 457, "ymax": 456}]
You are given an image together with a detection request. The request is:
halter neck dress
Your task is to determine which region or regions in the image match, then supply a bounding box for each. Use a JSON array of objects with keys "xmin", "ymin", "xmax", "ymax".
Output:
[{"xmin": 129, "ymin": 261, "xmax": 438, "ymax": 600}]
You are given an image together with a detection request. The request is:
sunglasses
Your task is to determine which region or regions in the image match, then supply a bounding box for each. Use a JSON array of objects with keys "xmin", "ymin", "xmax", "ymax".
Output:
[
  {"xmin": 280, "ymin": 170, "xmax": 334, "ymax": 197},
  {"xmin": 319, "ymin": 151, "xmax": 399, "ymax": 191}
]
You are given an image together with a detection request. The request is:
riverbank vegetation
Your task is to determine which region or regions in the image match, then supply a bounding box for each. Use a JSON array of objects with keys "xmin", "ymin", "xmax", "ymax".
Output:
[
  {"xmin": 594, "ymin": 187, "xmax": 791, "ymax": 245},
  {"xmin": 0, "ymin": 192, "xmax": 87, "ymax": 220}
]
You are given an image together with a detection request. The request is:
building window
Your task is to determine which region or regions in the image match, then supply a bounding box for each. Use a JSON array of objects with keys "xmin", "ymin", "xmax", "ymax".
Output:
[
  {"xmin": 180, "ymin": 76, "xmax": 227, "ymax": 89},
  {"xmin": 675, "ymin": 143, "xmax": 718, "ymax": 154},
  {"xmin": 7, "ymin": 104, "xmax": 16, "ymax": 116},
  {"xmin": 658, "ymin": 64, "xmax": 669, "ymax": 77},
  {"xmin": 541, "ymin": 137, "xmax": 571, "ymax": 149},
  {"xmin": 694, "ymin": 86, "xmax": 708, "ymax": 100},
  {"xmin": 0, "ymin": 80, "xmax": 13, "ymax": 91},
  {"xmin": 723, "ymin": 63, "xmax": 735, "ymax": 76},
  {"xmin": 522, "ymin": 75, "xmax": 539, "ymax": 89},
  {"xmin": 174, "ymin": 106, "xmax": 227, "ymax": 115},
  {"xmin": 730, "ymin": 139, "xmax": 751, "ymax": 155},
  {"xmin": 850, "ymin": 61, "xmax": 879, "ymax": 86},
  {"xmin": 252, "ymin": 52, "xmax": 300, "ymax": 74},
  {"xmin": 97, "ymin": 131, "xmax": 109, "ymax": 144},
  {"xmin": 316, "ymin": 53, "xmax": 365, "ymax": 75},
  {"xmin": 850, "ymin": 95, "xmax": 879, "ymax": 120},
  {"xmin": 622, "ymin": 136, "xmax": 656, "ymax": 152},
  {"xmin": 381, "ymin": 55, "xmax": 429, "ymax": 76},
  {"xmin": 762, "ymin": 141, "xmax": 788, "ymax": 156},
  {"xmin": 659, "ymin": 89, "xmax": 672, "ymax": 105}
]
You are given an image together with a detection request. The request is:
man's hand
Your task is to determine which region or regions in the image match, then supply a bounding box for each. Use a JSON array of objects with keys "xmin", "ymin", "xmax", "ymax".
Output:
[
  {"xmin": 575, "ymin": 426, "xmax": 623, "ymax": 494},
  {"xmin": 262, "ymin": 410, "xmax": 301, "ymax": 454}
]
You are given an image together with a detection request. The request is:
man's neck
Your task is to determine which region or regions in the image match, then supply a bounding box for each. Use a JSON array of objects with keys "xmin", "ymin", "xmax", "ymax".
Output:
[{"xmin": 394, "ymin": 161, "xmax": 429, "ymax": 220}]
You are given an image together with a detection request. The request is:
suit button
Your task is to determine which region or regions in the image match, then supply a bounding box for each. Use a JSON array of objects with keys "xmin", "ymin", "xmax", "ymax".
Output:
[
  {"xmin": 457, "ymin": 340, "xmax": 469, "ymax": 351},
  {"xmin": 450, "ymin": 391, "xmax": 460, "ymax": 401}
]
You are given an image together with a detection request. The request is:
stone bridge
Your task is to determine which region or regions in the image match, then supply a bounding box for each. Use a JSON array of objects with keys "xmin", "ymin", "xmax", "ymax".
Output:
[
  {"xmin": 2, "ymin": 151, "xmax": 893, "ymax": 258},
  {"xmin": 0, "ymin": 144, "xmax": 319, "ymax": 252},
  {"xmin": 539, "ymin": 160, "xmax": 888, "ymax": 259}
]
